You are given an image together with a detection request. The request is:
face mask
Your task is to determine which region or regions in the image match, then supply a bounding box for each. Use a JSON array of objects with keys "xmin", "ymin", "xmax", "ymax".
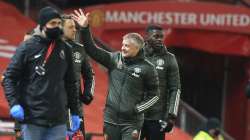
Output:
[{"xmin": 45, "ymin": 27, "xmax": 63, "ymax": 40}]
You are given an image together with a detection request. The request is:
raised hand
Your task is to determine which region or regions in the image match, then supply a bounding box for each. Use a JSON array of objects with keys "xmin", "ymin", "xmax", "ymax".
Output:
[{"xmin": 71, "ymin": 9, "xmax": 90, "ymax": 28}]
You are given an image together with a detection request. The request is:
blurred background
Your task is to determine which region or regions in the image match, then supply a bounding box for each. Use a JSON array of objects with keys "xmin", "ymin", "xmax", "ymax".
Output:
[{"xmin": 0, "ymin": 0, "xmax": 250, "ymax": 140}]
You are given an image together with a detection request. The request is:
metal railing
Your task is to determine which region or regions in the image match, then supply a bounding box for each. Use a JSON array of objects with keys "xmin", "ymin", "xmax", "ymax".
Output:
[{"xmin": 176, "ymin": 100, "xmax": 235, "ymax": 140}]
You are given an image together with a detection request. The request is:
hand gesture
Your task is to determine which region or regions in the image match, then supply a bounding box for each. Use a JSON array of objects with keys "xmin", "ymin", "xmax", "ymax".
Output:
[{"xmin": 71, "ymin": 9, "xmax": 90, "ymax": 28}]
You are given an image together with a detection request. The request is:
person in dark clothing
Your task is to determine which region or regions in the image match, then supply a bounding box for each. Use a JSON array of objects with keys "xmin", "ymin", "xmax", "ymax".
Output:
[
  {"xmin": 71, "ymin": 9, "xmax": 160, "ymax": 140},
  {"xmin": 140, "ymin": 24, "xmax": 181, "ymax": 140},
  {"xmin": 2, "ymin": 7, "xmax": 80, "ymax": 140},
  {"xmin": 62, "ymin": 15, "xmax": 95, "ymax": 138}
]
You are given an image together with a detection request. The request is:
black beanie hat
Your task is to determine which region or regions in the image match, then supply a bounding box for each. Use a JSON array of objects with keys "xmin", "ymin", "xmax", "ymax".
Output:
[{"xmin": 38, "ymin": 6, "xmax": 61, "ymax": 28}]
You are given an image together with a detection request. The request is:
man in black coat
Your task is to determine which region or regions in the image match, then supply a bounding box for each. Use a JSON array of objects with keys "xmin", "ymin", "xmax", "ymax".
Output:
[
  {"xmin": 62, "ymin": 15, "xmax": 95, "ymax": 137},
  {"xmin": 140, "ymin": 25, "xmax": 181, "ymax": 140},
  {"xmin": 2, "ymin": 7, "xmax": 80, "ymax": 140}
]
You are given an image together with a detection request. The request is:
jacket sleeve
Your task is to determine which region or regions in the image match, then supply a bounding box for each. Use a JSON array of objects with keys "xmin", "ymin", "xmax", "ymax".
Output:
[
  {"xmin": 80, "ymin": 56, "xmax": 95, "ymax": 105},
  {"xmin": 80, "ymin": 27, "xmax": 114, "ymax": 69},
  {"xmin": 2, "ymin": 43, "xmax": 27, "ymax": 108},
  {"xmin": 135, "ymin": 64, "xmax": 160, "ymax": 113},
  {"xmin": 165, "ymin": 54, "xmax": 181, "ymax": 119},
  {"xmin": 93, "ymin": 37, "xmax": 114, "ymax": 52},
  {"xmin": 65, "ymin": 46, "xmax": 79, "ymax": 115}
]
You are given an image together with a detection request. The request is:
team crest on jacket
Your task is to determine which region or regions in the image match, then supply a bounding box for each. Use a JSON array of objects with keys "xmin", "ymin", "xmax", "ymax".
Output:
[
  {"xmin": 132, "ymin": 67, "xmax": 141, "ymax": 78},
  {"xmin": 74, "ymin": 52, "xmax": 81, "ymax": 63},
  {"xmin": 156, "ymin": 59, "xmax": 164, "ymax": 70},
  {"xmin": 59, "ymin": 50, "xmax": 65, "ymax": 60}
]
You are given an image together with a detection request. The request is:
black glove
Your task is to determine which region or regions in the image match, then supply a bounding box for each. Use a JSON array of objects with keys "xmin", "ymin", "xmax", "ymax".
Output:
[
  {"xmin": 159, "ymin": 120, "xmax": 174, "ymax": 133},
  {"xmin": 159, "ymin": 114, "xmax": 176, "ymax": 133},
  {"xmin": 80, "ymin": 95, "xmax": 93, "ymax": 105},
  {"xmin": 159, "ymin": 120, "xmax": 167, "ymax": 131},
  {"xmin": 165, "ymin": 120, "xmax": 174, "ymax": 133}
]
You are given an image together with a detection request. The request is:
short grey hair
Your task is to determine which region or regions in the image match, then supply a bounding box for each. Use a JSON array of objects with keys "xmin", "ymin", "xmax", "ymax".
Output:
[{"xmin": 123, "ymin": 33, "xmax": 144, "ymax": 49}]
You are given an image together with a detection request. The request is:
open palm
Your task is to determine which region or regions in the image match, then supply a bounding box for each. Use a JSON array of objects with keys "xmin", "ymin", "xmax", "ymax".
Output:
[{"xmin": 71, "ymin": 9, "xmax": 90, "ymax": 28}]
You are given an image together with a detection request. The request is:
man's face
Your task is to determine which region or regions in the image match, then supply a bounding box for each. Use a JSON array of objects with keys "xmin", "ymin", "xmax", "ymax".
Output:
[
  {"xmin": 44, "ymin": 18, "xmax": 62, "ymax": 29},
  {"xmin": 121, "ymin": 39, "xmax": 140, "ymax": 58},
  {"xmin": 146, "ymin": 29, "xmax": 165, "ymax": 47},
  {"xmin": 63, "ymin": 19, "xmax": 77, "ymax": 40}
]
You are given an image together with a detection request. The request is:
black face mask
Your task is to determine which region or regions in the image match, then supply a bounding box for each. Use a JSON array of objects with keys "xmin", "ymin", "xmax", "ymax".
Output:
[{"xmin": 45, "ymin": 27, "xmax": 63, "ymax": 40}]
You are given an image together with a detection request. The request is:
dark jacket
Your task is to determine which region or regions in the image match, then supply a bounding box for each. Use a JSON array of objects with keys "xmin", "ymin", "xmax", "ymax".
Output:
[
  {"xmin": 64, "ymin": 40, "xmax": 95, "ymax": 114},
  {"xmin": 2, "ymin": 34, "xmax": 79, "ymax": 127},
  {"xmin": 144, "ymin": 45, "xmax": 181, "ymax": 121},
  {"xmin": 81, "ymin": 27, "xmax": 160, "ymax": 125}
]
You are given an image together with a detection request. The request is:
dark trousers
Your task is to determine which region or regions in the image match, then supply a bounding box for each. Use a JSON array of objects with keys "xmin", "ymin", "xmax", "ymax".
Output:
[
  {"xmin": 140, "ymin": 120, "xmax": 165, "ymax": 140},
  {"xmin": 104, "ymin": 122, "xmax": 141, "ymax": 140}
]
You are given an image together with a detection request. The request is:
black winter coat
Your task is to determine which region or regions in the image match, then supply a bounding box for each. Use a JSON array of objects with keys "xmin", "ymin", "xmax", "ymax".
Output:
[
  {"xmin": 2, "ymin": 35, "xmax": 79, "ymax": 127},
  {"xmin": 81, "ymin": 27, "xmax": 160, "ymax": 125},
  {"xmin": 144, "ymin": 45, "xmax": 181, "ymax": 121}
]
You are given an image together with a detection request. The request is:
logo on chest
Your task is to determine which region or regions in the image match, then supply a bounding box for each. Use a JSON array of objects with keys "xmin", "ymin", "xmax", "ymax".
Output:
[
  {"xmin": 73, "ymin": 52, "xmax": 81, "ymax": 63},
  {"xmin": 131, "ymin": 67, "xmax": 141, "ymax": 78},
  {"xmin": 156, "ymin": 59, "xmax": 164, "ymax": 70}
]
